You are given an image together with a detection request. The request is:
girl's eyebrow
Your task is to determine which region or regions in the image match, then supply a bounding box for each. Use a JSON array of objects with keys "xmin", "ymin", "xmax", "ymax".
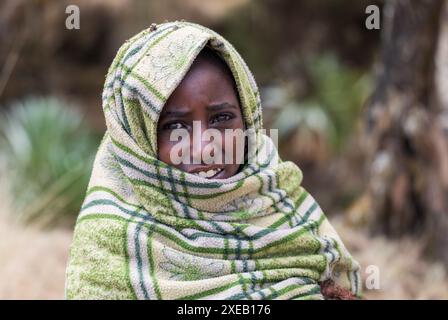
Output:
[
  {"xmin": 162, "ymin": 109, "xmax": 191, "ymax": 118},
  {"xmin": 206, "ymin": 102, "xmax": 238, "ymax": 111}
]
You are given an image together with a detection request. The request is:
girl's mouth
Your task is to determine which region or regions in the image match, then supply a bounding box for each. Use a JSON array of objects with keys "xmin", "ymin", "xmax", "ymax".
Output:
[{"xmin": 190, "ymin": 167, "xmax": 224, "ymax": 179}]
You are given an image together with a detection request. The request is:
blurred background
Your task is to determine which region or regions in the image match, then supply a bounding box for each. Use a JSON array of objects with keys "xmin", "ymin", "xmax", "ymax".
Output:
[{"xmin": 1, "ymin": 0, "xmax": 448, "ymax": 299}]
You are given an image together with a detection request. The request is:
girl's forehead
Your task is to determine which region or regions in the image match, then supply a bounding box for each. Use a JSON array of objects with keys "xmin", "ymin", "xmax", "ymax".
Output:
[{"xmin": 159, "ymin": 49, "xmax": 241, "ymax": 116}]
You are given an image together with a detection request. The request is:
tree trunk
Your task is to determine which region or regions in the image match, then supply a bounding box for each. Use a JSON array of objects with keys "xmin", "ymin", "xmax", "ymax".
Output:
[{"xmin": 364, "ymin": 0, "xmax": 448, "ymax": 264}]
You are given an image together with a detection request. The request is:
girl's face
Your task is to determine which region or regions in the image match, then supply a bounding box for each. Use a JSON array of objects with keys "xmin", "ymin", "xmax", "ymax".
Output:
[{"xmin": 157, "ymin": 50, "xmax": 245, "ymax": 179}]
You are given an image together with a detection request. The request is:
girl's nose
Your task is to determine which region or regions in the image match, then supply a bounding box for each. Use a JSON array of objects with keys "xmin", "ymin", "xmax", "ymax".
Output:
[
  {"xmin": 191, "ymin": 121, "xmax": 206, "ymax": 164},
  {"xmin": 190, "ymin": 121, "xmax": 218, "ymax": 164}
]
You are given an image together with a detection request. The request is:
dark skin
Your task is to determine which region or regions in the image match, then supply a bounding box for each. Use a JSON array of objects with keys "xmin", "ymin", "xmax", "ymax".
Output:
[
  {"xmin": 156, "ymin": 48, "xmax": 356, "ymax": 300},
  {"xmin": 157, "ymin": 48, "xmax": 245, "ymax": 179}
]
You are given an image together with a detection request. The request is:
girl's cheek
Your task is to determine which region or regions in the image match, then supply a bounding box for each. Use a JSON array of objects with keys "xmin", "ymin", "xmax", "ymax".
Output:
[
  {"xmin": 157, "ymin": 138, "xmax": 175, "ymax": 165},
  {"xmin": 157, "ymin": 147, "xmax": 169, "ymax": 164},
  {"xmin": 229, "ymin": 135, "xmax": 245, "ymax": 165}
]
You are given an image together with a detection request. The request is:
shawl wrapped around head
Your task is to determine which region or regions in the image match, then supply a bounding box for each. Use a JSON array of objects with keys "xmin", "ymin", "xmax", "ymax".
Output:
[{"xmin": 65, "ymin": 21, "xmax": 361, "ymax": 300}]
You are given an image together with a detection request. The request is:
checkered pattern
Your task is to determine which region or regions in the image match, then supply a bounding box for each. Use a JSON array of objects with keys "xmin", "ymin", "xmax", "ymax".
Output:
[{"xmin": 65, "ymin": 21, "xmax": 361, "ymax": 300}]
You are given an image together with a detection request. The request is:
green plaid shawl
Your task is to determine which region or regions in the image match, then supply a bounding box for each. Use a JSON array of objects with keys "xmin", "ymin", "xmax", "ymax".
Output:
[{"xmin": 65, "ymin": 21, "xmax": 361, "ymax": 299}]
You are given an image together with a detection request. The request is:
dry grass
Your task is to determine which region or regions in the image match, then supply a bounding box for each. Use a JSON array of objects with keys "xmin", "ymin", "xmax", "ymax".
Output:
[
  {"xmin": 333, "ymin": 217, "xmax": 448, "ymax": 299},
  {"xmin": 0, "ymin": 186, "xmax": 72, "ymax": 300},
  {"xmin": 0, "ymin": 215, "xmax": 72, "ymax": 299}
]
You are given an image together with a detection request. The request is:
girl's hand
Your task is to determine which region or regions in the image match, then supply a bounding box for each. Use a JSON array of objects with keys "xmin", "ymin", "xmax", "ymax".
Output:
[{"xmin": 320, "ymin": 279, "xmax": 358, "ymax": 300}]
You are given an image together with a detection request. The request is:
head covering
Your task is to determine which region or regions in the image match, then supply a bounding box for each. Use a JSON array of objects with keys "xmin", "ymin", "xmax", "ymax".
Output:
[{"xmin": 65, "ymin": 21, "xmax": 361, "ymax": 299}]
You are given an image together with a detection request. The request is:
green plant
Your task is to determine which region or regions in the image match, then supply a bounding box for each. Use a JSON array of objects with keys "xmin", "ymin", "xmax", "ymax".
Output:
[
  {"xmin": 308, "ymin": 54, "xmax": 371, "ymax": 148},
  {"xmin": 270, "ymin": 53, "xmax": 372, "ymax": 151},
  {"xmin": 0, "ymin": 97, "xmax": 101, "ymax": 226}
]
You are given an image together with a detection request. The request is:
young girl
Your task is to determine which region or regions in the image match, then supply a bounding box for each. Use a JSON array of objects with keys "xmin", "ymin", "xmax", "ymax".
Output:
[{"xmin": 65, "ymin": 21, "xmax": 361, "ymax": 300}]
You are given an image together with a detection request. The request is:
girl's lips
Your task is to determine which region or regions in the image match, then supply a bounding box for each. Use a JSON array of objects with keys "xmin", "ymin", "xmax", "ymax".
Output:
[
  {"xmin": 210, "ymin": 167, "xmax": 227, "ymax": 179},
  {"xmin": 189, "ymin": 166, "xmax": 225, "ymax": 178}
]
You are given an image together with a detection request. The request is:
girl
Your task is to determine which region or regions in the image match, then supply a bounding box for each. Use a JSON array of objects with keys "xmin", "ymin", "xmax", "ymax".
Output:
[{"xmin": 65, "ymin": 21, "xmax": 361, "ymax": 300}]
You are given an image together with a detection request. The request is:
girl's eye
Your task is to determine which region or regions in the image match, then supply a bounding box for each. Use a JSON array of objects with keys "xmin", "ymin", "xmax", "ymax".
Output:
[
  {"xmin": 163, "ymin": 122, "xmax": 186, "ymax": 130},
  {"xmin": 211, "ymin": 113, "xmax": 233, "ymax": 124}
]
